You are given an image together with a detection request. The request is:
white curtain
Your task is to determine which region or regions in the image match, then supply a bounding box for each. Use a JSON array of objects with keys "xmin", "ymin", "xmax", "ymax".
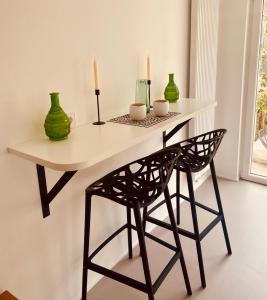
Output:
[
  {"xmin": 189, "ymin": 0, "xmax": 220, "ymax": 134},
  {"xmin": 189, "ymin": 0, "xmax": 220, "ymax": 181}
]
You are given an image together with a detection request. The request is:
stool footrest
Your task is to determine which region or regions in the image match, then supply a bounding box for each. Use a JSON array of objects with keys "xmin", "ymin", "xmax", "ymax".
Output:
[
  {"xmin": 146, "ymin": 216, "xmax": 195, "ymax": 239},
  {"xmin": 89, "ymin": 224, "xmax": 128, "ymax": 260},
  {"xmin": 170, "ymin": 193, "xmax": 220, "ymax": 216},
  {"xmin": 146, "ymin": 194, "xmax": 220, "ymax": 218},
  {"xmin": 152, "ymin": 253, "xmax": 180, "ymax": 293},
  {"xmin": 90, "ymin": 220, "xmax": 181, "ymax": 261},
  {"xmin": 88, "ymin": 261, "xmax": 147, "ymax": 293},
  {"xmin": 199, "ymin": 215, "xmax": 222, "ymax": 241},
  {"xmin": 87, "ymin": 252, "xmax": 180, "ymax": 295},
  {"xmin": 146, "ymin": 215, "xmax": 223, "ymax": 242},
  {"xmin": 144, "ymin": 231, "xmax": 177, "ymax": 252}
]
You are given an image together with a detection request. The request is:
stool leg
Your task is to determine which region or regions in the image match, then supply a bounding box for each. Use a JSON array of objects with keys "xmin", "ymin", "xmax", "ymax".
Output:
[
  {"xmin": 142, "ymin": 206, "xmax": 148, "ymax": 232},
  {"xmin": 176, "ymin": 169, "xmax": 181, "ymax": 225},
  {"xmin": 82, "ymin": 194, "xmax": 92, "ymax": 300},
  {"xmin": 164, "ymin": 187, "xmax": 192, "ymax": 296},
  {"xmin": 210, "ymin": 160, "xmax": 232, "ymax": 255},
  {"xmin": 133, "ymin": 202, "xmax": 154, "ymax": 300},
  {"xmin": 186, "ymin": 170, "xmax": 206, "ymax": 288},
  {"xmin": 127, "ymin": 206, "xmax": 133, "ymax": 259}
]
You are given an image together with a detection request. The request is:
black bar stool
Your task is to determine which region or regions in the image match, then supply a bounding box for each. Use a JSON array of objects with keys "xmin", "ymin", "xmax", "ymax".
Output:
[
  {"xmin": 144, "ymin": 129, "xmax": 232, "ymax": 288},
  {"xmin": 82, "ymin": 147, "xmax": 192, "ymax": 300}
]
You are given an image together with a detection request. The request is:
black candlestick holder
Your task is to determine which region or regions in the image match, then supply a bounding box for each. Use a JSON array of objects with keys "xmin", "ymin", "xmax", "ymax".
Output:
[
  {"xmin": 93, "ymin": 89, "xmax": 105, "ymax": 125},
  {"xmin": 147, "ymin": 79, "xmax": 152, "ymax": 110}
]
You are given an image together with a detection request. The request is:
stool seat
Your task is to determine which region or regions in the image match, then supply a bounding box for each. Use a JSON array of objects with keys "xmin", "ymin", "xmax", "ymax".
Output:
[
  {"xmin": 175, "ymin": 129, "xmax": 226, "ymax": 172},
  {"xmin": 86, "ymin": 148, "xmax": 179, "ymax": 207}
]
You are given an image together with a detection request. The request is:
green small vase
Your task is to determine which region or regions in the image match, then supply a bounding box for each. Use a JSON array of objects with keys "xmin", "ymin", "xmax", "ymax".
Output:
[
  {"xmin": 44, "ymin": 93, "xmax": 71, "ymax": 141},
  {"xmin": 164, "ymin": 73, "xmax": 179, "ymax": 103}
]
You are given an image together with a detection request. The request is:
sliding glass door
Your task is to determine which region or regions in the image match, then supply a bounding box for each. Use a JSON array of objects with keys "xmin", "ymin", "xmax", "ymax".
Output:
[{"xmin": 242, "ymin": 0, "xmax": 267, "ymax": 184}]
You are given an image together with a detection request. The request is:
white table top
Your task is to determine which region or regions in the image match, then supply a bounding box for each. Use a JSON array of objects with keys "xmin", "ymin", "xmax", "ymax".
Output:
[{"xmin": 7, "ymin": 99, "xmax": 216, "ymax": 171}]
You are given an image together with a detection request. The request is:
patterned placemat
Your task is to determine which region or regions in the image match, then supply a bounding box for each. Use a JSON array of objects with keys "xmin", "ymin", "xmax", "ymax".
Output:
[{"xmin": 108, "ymin": 112, "xmax": 180, "ymax": 128}]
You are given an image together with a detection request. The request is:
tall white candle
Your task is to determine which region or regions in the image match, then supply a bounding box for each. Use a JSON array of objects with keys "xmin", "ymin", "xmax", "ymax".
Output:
[
  {"xmin": 147, "ymin": 56, "xmax": 151, "ymax": 80},
  {"xmin": 93, "ymin": 59, "xmax": 99, "ymax": 90}
]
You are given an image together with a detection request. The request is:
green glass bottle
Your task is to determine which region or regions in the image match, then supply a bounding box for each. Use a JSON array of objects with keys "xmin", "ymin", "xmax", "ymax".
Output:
[
  {"xmin": 135, "ymin": 79, "xmax": 150, "ymax": 113},
  {"xmin": 44, "ymin": 92, "xmax": 71, "ymax": 141},
  {"xmin": 164, "ymin": 73, "xmax": 179, "ymax": 103}
]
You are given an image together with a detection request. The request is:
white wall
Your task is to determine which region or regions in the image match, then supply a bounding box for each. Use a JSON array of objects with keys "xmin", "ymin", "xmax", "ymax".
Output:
[
  {"xmin": 215, "ymin": 0, "xmax": 250, "ymax": 180},
  {"xmin": 0, "ymin": 1, "xmax": 191, "ymax": 299}
]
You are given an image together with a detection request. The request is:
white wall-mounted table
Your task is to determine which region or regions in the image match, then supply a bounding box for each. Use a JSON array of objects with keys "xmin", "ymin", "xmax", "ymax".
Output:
[{"xmin": 7, "ymin": 99, "xmax": 216, "ymax": 218}]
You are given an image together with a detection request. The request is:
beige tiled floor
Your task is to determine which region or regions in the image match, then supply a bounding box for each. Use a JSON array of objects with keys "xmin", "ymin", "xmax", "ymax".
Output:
[{"xmin": 88, "ymin": 178, "xmax": 267, "ymax": 300}]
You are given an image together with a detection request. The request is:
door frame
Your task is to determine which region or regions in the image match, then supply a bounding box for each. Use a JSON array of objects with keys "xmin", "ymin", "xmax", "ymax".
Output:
[{"xmin": 241, "ymin": 0, "xmax": 267, "ymax": 184}]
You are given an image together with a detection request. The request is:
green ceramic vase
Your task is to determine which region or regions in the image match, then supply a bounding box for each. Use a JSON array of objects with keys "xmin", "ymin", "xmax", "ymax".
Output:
[
  {"xmin": 44, "ymin": 93, "xmax": 71, "ymax": 141},
  {"xmin": 164, "ymin": 73, "xmax": 179, "ymax": 103}
]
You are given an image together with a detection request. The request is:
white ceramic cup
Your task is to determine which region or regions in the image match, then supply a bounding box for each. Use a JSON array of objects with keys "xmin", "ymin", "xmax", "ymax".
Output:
[
  {"xmin": 130, "ymin": 103, "xmax": 146, "ymax": 121},
  {"xmin": 153, "ymin": 99, "xmax": 169, "ymax": 117}
]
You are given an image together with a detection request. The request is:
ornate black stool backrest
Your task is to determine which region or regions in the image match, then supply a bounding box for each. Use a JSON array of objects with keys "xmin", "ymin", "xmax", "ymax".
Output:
[
  {"xmin": 86, "ymin": 147, "xmax": 180, "ymax": 207},
  {"xmin": 173, "ymin": 129, "xmax": 227, "ymax": 172}
]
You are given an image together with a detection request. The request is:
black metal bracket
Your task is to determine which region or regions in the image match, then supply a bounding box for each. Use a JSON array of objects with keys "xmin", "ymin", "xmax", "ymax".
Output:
[
  {"xmin": 163, "ymin": 119, "xmax": 191, "ymax": 147},
  {"xmin": 36, "ymin": 164, "xmax": 77, "ymax": 218}
]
